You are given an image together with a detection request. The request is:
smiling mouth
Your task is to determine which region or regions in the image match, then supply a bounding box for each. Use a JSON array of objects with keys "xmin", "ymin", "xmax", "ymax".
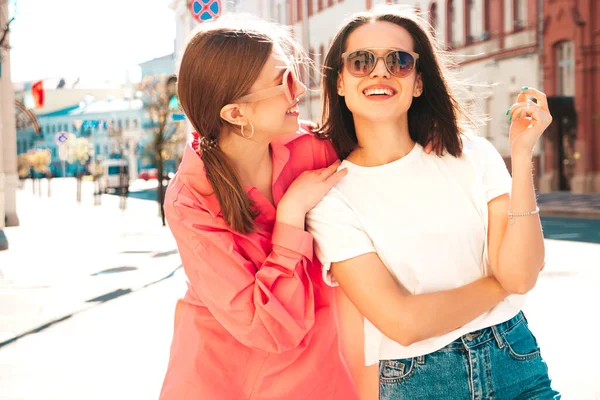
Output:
[
  {"xmin": 286, "ymin": 104, "xmax": 299, "ymax": 114},
  {"xmin": 363, "ymin": 88, "xmax": 396, "ymax": 97}
]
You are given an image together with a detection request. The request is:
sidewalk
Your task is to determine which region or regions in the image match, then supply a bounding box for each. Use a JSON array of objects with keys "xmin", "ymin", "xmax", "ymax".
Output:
[
  {"xmin": 1, "ymin": 179, "xmax": 599, "ymax": 399},
  {"xmin": 0, "ymin": 178, "xmax": 182, "ymax": 347},
  {"xmin": 538, "ymin": 192, "xmax": 600, "ymax": 218}
]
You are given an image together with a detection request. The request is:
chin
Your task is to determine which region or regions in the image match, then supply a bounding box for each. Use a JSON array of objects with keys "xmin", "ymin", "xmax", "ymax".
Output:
[
  {"xmin": 271, "ymin": 120, "xmax": 299, "ymax": 137},
  {"xmin": 354, "ymin": 109, "xmax": 404, "ymax": 122}
]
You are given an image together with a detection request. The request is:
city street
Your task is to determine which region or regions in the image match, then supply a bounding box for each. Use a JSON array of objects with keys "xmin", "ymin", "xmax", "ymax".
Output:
[{"xmin": 0, "ymin": 179, "xmax": 599, "ymax": 399}]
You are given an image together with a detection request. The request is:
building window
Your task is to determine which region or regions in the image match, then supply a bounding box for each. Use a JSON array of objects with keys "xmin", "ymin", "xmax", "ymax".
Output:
[
  {"xmin": 277, "ymin": 3, "xmax": 282, "ymax": 23},
  {"xmin": 319, "ymin": 44, "xmax": 325, "ymax": 85},
  {"xmin": 429, "ymin": 1, "xmax": 437, "ymax": 34},
  {"xmin": 310, "ymin": 47, "xmax": 317, "ymax": 87},
  {"xmin": 269, "ymin": 0, "xmax": 276, "ymax": 20},
  {"xmin": 513, "ymin": 0, "xmax": 526, "ymax": 31},
  {"xmin": 297, "ymin": 0, "xmax": 303, "ymax": 21},
  {"xmin": 318, "ymin": 0, "xmax": 323, "ymax": 11},
  {"xmin": 447, "ymin": 0, "xmax": 458, "ymax": 47},
  {"xmin": 308, "ymin": 0, "xmax": 313, "ymax": 16},
  {"xmin": 483, "ymin": 0, "xmax": 491, "ymax": 39},
  {"xmin": 328, "ymin": 0, "xmax": 333, "ymax": 6},
  {"xmin": 556, "ymin": 41, "xmax": 575, "ymax": 96},
  {"xmin": 465, "ymin": 0, "xmax": 476, "ymax": 44}
]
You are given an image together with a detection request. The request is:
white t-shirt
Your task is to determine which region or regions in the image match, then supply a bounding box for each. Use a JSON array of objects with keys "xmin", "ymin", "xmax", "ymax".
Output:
[{"xmin": 306, "ymin": 135, "xmax": 524, "ymax": 366}]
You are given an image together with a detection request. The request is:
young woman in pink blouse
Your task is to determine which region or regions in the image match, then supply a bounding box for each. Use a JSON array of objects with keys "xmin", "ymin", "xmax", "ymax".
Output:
[
  {"xmin": 158, "ymin": 16, "xmax": 356, "ymax": 400},
  {"xmin": 159, "ymin": 13, "xmax": 521, "ymax": 400}
]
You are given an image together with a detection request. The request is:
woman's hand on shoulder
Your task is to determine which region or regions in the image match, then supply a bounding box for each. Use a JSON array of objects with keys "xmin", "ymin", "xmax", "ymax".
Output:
[{"xmin": 277, "ymin": 160, "xmax": 348, "ymax": 228}]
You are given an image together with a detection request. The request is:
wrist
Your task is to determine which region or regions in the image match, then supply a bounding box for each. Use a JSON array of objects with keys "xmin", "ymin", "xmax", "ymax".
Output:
[
  {"xmin": 276, "ymin": 202, "xmax": 307, "ymax": 230},
  {"xmin": 486, "ymin": 276, "xmax": 510, "ymax": 300},
  {"xmin": 510, "ymin": 150, "xmax": 534, "ymax": 163},
  {"xmin": 510, "ymin": 153, "xmax": 534, "ymax": 171}
]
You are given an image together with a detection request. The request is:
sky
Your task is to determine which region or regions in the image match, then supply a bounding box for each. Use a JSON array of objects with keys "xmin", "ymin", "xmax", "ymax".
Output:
[{"xmin": 8, "ymin": 0, "xmax": 176, "ymax": 84}]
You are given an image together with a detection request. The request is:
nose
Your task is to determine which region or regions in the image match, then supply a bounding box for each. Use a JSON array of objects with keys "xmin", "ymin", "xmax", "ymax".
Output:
[
  {"xmin": 295, "ymin": 79, "xmax": 307, "ymax": 100},
  {"xmin": 369, "ymin": 56, "xmax": 390, "ymax": 79}
]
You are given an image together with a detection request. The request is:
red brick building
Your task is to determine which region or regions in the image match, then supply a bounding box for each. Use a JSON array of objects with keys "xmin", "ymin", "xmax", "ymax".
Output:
[{"xmin": 541, "ymin": 0, "xmax": 600, "ymax": 193}]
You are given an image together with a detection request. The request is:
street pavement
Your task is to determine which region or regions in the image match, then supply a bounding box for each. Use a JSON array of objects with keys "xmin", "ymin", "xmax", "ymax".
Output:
[{"xmin": 0, "ymin": 178, "xmax": 599, "ymax": 399}]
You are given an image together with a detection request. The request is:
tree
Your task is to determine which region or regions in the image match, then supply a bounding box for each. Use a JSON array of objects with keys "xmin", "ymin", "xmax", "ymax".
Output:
[
  {"xmin": 138, "ymin": 74, "xmax": 185, "ymax": 226},
  {"xmin": 66, "ymin": 136, "xmax": 92, "ymax": 173},
  {"xmin": 17, "ymin": 153, "xmax": 30, "ymax": 179},
  {"xmin": 28, "ymin": 148, "xmax": 51, "ymax": 175}
]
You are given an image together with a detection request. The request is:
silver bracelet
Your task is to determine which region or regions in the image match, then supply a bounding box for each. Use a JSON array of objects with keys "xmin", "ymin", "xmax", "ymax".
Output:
[{"xmin": 508, "ymin": 206, "xmax": 540, "ymax": 224}]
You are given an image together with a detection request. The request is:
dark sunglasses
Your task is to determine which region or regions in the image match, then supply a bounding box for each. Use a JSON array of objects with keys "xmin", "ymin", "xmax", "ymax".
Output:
[{"xmin": 341, "ymin": 48, "xmax": 419, "ymax": 78}]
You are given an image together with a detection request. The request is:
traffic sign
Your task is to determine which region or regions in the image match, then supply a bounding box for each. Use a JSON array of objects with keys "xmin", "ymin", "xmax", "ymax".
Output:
[
  {"xmin": 55, "ymin": 131, "xmax": 69, "ymax": 145},
  {"xmin": 190, "ymin": 0, "xmax": 221, "ymax": 23}
]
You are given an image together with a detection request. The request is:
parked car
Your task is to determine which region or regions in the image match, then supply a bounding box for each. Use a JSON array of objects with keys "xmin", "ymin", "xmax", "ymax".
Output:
[
  {"xmin": 139, "ymin": 168, "xmax": 158, "ymax": 181},
  {"xmin": 100, "ymin": 159, "xmax": 129, "ymax": 194}
]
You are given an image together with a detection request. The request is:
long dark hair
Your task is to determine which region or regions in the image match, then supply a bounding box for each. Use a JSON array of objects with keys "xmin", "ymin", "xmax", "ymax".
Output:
[
  {"xmin": 178, "ymin": 16, "xmax": 298, "ymax": 234},
  {"xmin": 318, "ymin": 7, "xmax": 477, "ymax": 159}
]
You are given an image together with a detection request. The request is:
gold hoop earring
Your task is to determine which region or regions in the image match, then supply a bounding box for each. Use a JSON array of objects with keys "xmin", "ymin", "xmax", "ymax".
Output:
[{"xmin": 241, "ymin": 122, "xmax": 255, "ymax": 139}]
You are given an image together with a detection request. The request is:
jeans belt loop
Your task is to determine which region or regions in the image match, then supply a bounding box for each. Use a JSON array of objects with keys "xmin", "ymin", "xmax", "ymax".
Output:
[
  {"xmin": 417, "ymin": 355, "xmax": 425, "ymax": 365},
  {"xmin": 491, "ymin": 324, "xmax": 505, "ymax": 349}
]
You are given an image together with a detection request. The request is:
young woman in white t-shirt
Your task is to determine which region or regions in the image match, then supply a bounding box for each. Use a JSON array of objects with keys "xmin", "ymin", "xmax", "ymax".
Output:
[{"xmin": 306, "ymin": 6, "xmax": 560, "ymax": 400}]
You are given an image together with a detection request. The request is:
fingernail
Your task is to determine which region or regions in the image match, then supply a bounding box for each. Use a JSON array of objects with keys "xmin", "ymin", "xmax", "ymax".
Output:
[
  {"xmin": 505, "ymin": 109, "xmax": 510, "ymax": 115},
  {"xmin": 509, "ymin": 116, "xmax": 512, "ymax": 121},
  {"xmin": 521, "ymin": 86, "xmax": 528, "ymax": 91}
]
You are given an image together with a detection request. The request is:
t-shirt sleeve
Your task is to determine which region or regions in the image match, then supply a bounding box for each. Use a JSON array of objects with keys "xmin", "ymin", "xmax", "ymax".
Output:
[
  {"xmin": 306, "ymin": 188, "xmax": 376, "ymax": 286},
  {"xmin": 473, "ymin": 136, "xmax": 513, "ymax": 202}
]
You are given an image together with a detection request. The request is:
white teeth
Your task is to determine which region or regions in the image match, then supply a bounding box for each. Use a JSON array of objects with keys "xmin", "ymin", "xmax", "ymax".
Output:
[
  {"xmin": 363, "ymin": 88, "xmax": 395, "ymax": 96},
  {"xmin": 286, "ymin": 106, "xmax": 299, "ymax": 114}
]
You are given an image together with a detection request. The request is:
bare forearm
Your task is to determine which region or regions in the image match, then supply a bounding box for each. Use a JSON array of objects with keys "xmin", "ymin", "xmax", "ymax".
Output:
[
  {"xmin": 497, "ymin": 155, "xmax": 545, "ymax": 293},
  {"xmin": 393, "ymin": 277, "xmax": 508, "ymax": 345}
]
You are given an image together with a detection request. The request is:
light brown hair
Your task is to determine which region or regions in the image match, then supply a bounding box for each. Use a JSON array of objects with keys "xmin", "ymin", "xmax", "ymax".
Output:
[{"xmin": 177, "ymin": 16, "xmax": 297, "ymax": 233}]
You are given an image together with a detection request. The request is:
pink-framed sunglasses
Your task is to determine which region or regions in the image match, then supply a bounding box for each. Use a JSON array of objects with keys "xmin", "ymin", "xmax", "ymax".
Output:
[{"xmin": 234, "ymin": 66, "xmax": 303, "ymax": 105}]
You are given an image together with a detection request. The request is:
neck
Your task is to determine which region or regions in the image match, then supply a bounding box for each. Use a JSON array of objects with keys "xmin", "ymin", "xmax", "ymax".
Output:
[
  {"xmin": 219, "ymin": 131, "xmax": 272, "ymax": 188},
  {"xmin": 349, "ymin": 115, "xmax": 416, "ymax": 166}
]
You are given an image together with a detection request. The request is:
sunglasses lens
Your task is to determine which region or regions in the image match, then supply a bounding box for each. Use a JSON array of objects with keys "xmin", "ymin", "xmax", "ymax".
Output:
[
  {"xmin": 346, "ymin": 51, "xmax": 375, "ymax": 77},
  {"xmin": 386, "ymin": 51, "xmax": 415, "ymax": 77},
  {"xmin": 286, "ymin": 69, "xmax": 295, "ymax": 99}
]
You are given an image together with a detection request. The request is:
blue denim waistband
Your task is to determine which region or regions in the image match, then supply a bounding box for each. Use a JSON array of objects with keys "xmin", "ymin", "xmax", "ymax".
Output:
[{"xmin": 437, "ymin": 311, "xmax": 525, "ymax": 352}]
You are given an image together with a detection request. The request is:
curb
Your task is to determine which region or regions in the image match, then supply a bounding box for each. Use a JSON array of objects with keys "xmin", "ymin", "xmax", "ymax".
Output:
[{"xmin": 539, "ymin": 207, "xmax": 600, "ymax": 219}]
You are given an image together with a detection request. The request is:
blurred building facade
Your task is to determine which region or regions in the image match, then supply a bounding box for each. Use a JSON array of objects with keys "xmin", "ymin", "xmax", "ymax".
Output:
[
  {"xmin": 540, "ymin": 0, "xmax": 599, "ymax": 193},
  {"xmin": 139, "ymin": 53, "xmax": 177, "ymax": 77},
  {"xmin": 246, "ymin": 0, "xmax": 542, "ymax": 176},
  {"xmin": 23, "ymin": 98, "xmax": 146, "ymax": 180},
  {"xmin": 169, "ymin": 0, "xmax": 595, "ymax": 193}
]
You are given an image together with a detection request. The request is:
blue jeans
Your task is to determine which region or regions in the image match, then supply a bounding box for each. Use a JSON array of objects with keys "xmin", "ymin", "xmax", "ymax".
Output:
[{"xmin": 379, "ymin": 312, "xmax": 560, "ymax": 399}]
